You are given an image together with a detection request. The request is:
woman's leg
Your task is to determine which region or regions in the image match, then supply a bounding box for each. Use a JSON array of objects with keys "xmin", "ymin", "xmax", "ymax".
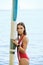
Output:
[{"xmin": 19, "ymin": 58, "xmax": 29, "ymax": 65}]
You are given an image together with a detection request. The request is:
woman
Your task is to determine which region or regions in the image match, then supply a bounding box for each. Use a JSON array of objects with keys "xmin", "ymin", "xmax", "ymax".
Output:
[{"xmin": 13, "ymin": 22, "xmax": 29, "ymax": 65}]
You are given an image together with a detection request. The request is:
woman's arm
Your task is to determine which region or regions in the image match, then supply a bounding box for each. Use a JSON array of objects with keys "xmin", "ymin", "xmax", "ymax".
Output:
[{"xmin": 18, "ymin": 36, "xmax": 29, "ymax": 53}]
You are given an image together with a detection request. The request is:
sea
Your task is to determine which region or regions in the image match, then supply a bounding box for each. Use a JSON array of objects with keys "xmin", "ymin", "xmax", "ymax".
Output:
[{"xmin": 0, "ymin": 9, "xmax": 43, "ymax": 65}]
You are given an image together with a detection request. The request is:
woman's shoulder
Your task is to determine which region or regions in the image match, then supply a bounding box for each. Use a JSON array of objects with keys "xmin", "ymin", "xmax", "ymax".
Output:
[{"xmin": 23, "ymin": 35, "xmax": 29, "ymax": 43}]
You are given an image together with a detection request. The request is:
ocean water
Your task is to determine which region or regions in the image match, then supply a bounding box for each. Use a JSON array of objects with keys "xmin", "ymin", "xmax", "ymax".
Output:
[{"xmin": 0, "ymin": 9, "xmax": 43, "ymax": 65}]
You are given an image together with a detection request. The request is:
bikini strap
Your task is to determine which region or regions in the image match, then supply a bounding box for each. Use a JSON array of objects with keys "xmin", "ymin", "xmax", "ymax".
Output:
[{"xmin": 18, "ymin": 35, "xmax": 24, "ymax": 44}]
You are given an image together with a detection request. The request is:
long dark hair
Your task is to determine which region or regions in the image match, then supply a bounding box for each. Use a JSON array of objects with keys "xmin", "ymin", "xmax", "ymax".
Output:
[{"xmin": 17, "ymin": 22, "xmax": 27, "ymax": 36}]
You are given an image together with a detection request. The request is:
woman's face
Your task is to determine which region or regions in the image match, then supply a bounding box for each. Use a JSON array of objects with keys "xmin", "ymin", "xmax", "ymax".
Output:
[{"xmin": 17, "ymin": 25, "xmax": 24, "ymax": 35}]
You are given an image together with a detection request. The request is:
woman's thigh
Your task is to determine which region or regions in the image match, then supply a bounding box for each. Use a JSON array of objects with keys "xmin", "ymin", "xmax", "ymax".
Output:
[{"xmin": 19, "ymin": 58, "xmax": 29, "ymax": 65}]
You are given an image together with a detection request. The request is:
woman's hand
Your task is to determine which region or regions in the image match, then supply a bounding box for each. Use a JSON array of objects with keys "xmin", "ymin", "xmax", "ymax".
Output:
[{"xmin": 13, "ymin": 40, "xmax": 18, "ymax": 46}]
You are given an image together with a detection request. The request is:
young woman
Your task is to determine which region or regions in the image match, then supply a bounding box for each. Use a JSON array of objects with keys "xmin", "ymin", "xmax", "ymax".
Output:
[{"xmin": 13, "ymin": 22, "xmax": 29, "ymax": 65}]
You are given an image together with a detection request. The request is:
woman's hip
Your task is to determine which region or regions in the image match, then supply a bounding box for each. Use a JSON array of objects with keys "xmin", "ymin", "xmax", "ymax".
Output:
[{"xmin": 19, "ymin": 58, "xmax": 29, "ymax": 65}]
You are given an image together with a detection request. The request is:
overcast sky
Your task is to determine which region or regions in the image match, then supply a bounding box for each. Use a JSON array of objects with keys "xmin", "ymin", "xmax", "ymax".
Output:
[{"xmin": 0, "ymin": 0, "xmax": 43, "ymax": 10}]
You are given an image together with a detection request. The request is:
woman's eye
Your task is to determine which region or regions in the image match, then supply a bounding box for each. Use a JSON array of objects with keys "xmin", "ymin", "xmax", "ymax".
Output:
[
  {"xmin": 17, "ymin": 28, "xmax": 22, "ymax": 29},
  {"xmin": 17, "ymin": 28, "xmax": 19, "ymax": 29},
  {"xmin": 20, "ymin": 28, "xmax": 22, "ymax": 29}
]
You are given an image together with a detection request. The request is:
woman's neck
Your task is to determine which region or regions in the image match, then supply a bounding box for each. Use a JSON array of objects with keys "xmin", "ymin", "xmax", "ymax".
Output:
[
  {"xmin": 20, "ymin": 34, "xmax": 24, "ymax": 37},
  {"xmin": 18, "ymin": 34, "xmax": 24, "ymax": 40}
]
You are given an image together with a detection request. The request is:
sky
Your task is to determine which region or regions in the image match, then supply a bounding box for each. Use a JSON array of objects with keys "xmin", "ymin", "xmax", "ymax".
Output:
[{"xmin": 0, "ymin": 0, "xmax": 43, "ymax": 10}]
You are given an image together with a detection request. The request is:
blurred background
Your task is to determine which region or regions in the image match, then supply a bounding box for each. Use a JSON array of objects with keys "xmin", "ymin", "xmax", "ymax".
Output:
[{"xmin": 0, "ymin": 0, "xmax": 43, "ymax": 65}]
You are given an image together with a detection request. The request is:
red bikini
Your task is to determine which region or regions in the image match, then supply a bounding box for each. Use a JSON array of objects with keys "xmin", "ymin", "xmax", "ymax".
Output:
[{"xmin": 17, "ymin": 35, "xmax": 29, "ymax": 61}]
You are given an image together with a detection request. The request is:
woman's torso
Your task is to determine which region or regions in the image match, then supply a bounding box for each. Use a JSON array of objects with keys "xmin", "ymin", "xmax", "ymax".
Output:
[{"xmin": 17, "ymin": 35, "xmax": 29, "ymax": 61}]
